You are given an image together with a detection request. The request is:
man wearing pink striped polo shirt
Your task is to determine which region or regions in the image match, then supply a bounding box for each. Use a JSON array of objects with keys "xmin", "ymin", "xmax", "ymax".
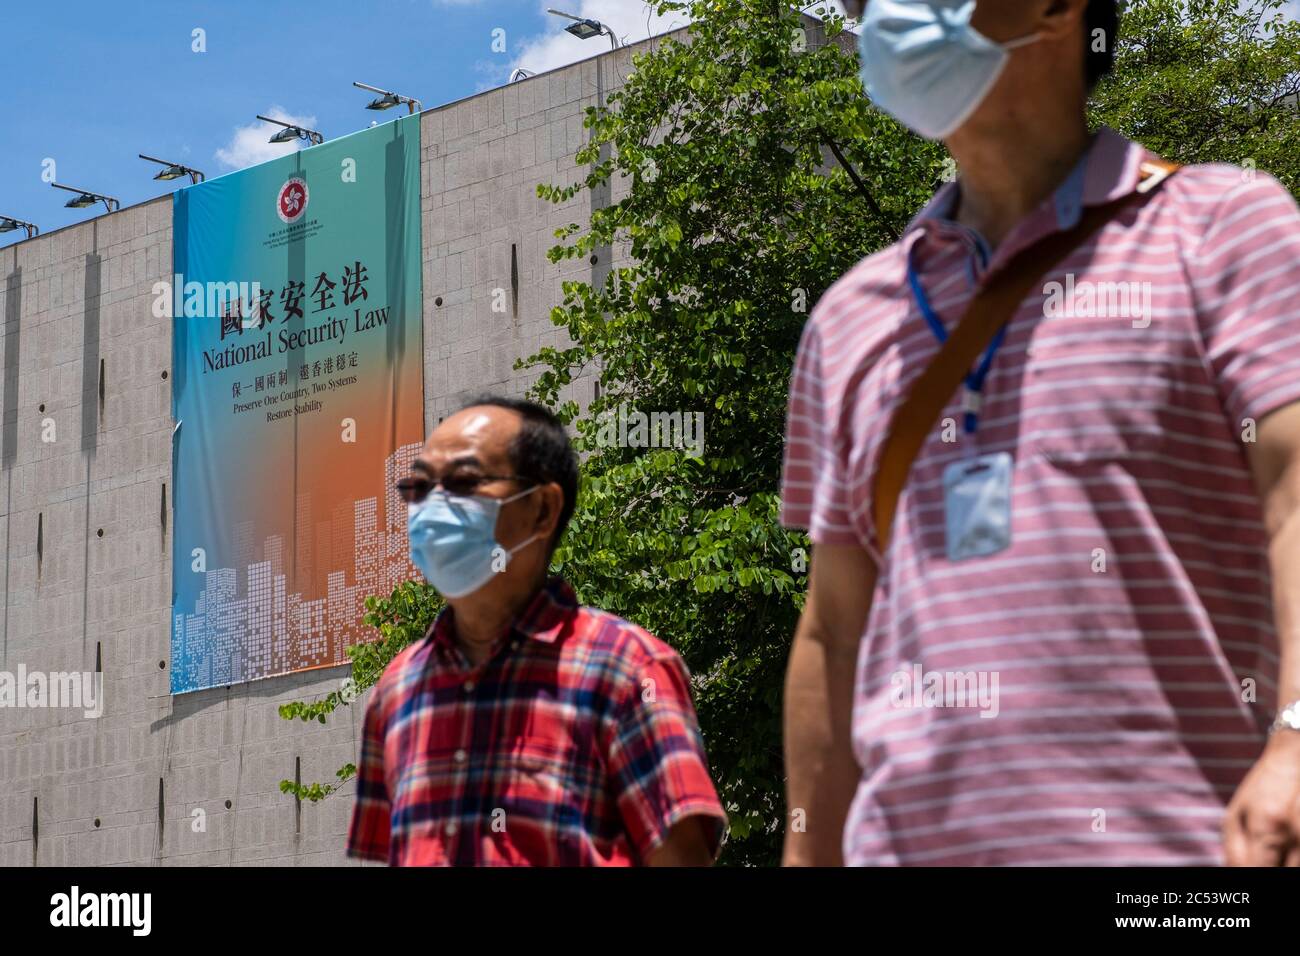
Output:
[{"xmin": 782, "ymin": 0, "xmax": 1300, "ymax": 865}]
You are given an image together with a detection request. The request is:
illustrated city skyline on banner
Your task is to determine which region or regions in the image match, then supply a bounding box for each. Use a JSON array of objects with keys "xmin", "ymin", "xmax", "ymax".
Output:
[{"xmin": 171, "ymin": 442, "xmax": 422, "ymax": 691}]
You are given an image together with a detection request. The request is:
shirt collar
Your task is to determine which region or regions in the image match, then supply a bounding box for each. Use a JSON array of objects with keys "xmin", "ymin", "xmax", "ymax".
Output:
[
  {"xmin": 511, "ymin": 577, "xmax": 577, "ymax": 644},
  {"xmin": 426, "ymin": 576, "xmax": 577, "ymax": 653},
  {"xmin": 903, "ymin": 126, "xmax": 1148, "ymax": 253}
]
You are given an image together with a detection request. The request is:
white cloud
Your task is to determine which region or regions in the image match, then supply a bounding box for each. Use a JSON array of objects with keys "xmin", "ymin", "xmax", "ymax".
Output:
[
  {"xmin": 507, "ymin": 0, "xmax": 692, "ymax": 77},
  {"xmin": 214, "ymin": 107, "xmax": 319, "ymax": 171}
]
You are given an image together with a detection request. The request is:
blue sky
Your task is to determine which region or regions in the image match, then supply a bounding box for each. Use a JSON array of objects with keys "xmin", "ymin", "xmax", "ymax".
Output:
[
  {"xmin": 0, "ymin": 0, "xmax": 691, "ymax": 248},
  {"xmin": 4, "ymin": 0, "xmax": 1297, "ymax": 249}
]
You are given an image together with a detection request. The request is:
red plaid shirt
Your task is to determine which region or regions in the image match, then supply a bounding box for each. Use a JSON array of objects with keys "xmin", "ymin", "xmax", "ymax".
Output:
[{"xmin": 346, "ymin": 578, "xmax": 727, "ymax": 865}]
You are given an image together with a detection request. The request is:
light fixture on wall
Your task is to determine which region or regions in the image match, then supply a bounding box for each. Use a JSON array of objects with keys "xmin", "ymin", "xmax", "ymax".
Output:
[
  {"xmin": 547, "ymin": 8, "xmax": 620, "ymax": 48},
  {"xmin": 0, "ymin": 216, "xmax": 38, "ymax": 238},
  {"xmin": 257, "ymin": 115, "xmax": 324, "ymax": 146},
  {"xmin": 139, "ymin": 154, "xmax": 206, "ymax": 184},
  {"xmin": 51, "ymin": 182, "xmax": 119, "ymax": 212},
  {"xmin": 508, "ymin": 68, "xmax": 536, "ymax": 83},
  {"xmin": 353, "ymin": 81, "xmax": 422, "ymax": 115}
]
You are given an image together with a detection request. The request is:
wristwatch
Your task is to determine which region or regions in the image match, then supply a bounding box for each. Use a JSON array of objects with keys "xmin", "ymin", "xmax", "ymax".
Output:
[{"xmin": 1270, "ymin": 700, "xmax": 1300, "ymax": 735}]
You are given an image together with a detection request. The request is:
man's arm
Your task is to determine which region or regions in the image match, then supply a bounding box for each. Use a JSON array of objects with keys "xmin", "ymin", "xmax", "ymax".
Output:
[
  {"xmin": 782, "ymin": 542, "xmax": 877, "ymax": 866},
  {"xmin": 645, "ymin": 816, "xmax": 717, "ymax": 866},
  {"xmin": 345, "ymin": 685, "xmax": 393, "ymax": 863},
  {"xmin": 1229, "ymin": 402, "xmax": 1300, "ymax": 866},
  {"xmin": 606, "ymin": 654, "xmax": 728, "ymax": 866}
]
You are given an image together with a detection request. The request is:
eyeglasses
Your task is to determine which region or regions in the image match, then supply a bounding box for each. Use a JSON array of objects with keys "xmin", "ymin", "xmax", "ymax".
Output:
[{"xmin": 395, "ymin": 472, "xmax": 530, "ymax": 504}]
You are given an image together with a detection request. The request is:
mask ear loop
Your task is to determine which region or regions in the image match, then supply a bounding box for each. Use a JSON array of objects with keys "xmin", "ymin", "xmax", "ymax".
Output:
[
  {"xmin": 505, "ymin": 532, "xmax": 543, "ymax": 557},
  {"xmin": 500, "ymin": 483, "xmax": 540, "ymax": 505},
  {"xmin": 498, "ymin": 483, "xmax": 546, "ymax": 557},
  {"xmin": 1001, "ymin": 32, "xmax": 1042, "ymax": 51}
]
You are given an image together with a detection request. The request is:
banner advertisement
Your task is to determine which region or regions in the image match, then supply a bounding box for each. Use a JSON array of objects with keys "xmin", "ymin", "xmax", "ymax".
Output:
[{"xmin": 170, "ymin": 115, "xmax": 424, "ymax": 694}]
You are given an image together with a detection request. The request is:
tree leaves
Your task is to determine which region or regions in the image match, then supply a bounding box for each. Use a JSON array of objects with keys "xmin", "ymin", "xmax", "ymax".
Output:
[{"xmin": 1091, "ymin": 0, "xmax": 1300, "ymax": 195}]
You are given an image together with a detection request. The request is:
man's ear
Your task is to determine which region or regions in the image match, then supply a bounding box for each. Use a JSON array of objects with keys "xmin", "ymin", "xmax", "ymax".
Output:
[
  {"xmin": 531, "ymin": 482, "xmax": 564, "ymax": 542},
  {"xmin": 1037, "ymin": 0, "xmax": 1090, "ymax": 41}
]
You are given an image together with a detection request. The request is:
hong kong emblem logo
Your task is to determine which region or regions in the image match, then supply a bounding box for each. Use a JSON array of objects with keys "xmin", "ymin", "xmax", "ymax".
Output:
[{"xmin": 277, "ymin": 177, "xmax": 309, "ymax": 223}]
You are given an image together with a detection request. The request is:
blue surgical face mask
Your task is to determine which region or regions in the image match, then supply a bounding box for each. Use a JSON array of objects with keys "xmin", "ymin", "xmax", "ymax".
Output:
[
  {"xmin": 857, "ymin": 0, "xmax": 1041, "ymax": 141},
  {"xmin": 407, "ymin": 485, "xmax": 541, "ymax": 598}
]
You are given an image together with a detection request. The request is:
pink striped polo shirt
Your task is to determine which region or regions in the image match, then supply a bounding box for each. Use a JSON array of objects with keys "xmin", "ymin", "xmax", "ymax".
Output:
[{"xmin": 780, "ymin": 127, "xmax": 1300, "ymax": 865}]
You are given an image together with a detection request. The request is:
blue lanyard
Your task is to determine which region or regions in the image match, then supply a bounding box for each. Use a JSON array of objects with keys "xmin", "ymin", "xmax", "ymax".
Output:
[{"xmin": 905, "ymin": 247, "xmax": 1005, "ymax": 434}]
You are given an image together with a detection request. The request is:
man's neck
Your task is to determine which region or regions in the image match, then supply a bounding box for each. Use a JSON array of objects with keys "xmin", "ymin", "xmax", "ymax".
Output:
[
  {"xmin": 449, "ymin": 571, "xmax": 546, "ymax": 666},
  {"xmin": 947, "ymin": 113, "xmax": 1092, "ymax": 250}
]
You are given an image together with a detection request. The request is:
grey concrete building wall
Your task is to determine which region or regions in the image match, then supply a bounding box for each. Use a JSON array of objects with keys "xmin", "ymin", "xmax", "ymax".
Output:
[{"xmin": 0, "ymin": 39, "xmax": 640, "ymax": 867}]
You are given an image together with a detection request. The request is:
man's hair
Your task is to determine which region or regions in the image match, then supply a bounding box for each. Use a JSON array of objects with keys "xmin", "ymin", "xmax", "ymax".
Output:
[
  {"xmin": 457, "ymin": 394, "xmax": 579, "ymax": 555},
  {"xmin": 1084, "ymin": 0, "xmax": 1118, "ymax": 91}
]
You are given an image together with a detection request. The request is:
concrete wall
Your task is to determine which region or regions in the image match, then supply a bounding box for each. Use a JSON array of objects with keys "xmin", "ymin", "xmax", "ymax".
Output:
[{"xmin": 0, "ymin": 40, "xmax": 637, "ymax": 867}]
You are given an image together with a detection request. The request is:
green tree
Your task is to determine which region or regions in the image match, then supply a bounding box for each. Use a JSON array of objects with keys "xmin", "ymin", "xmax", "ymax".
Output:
[
  {"xmin": 281, "ymin": 0, "xmax": 1300, "ymax": 866},
  {"xmin": 525, "ymin": 0, "xmax": 933, "ymax": 866},
  {"xmin": 1091, "ymin": 0, "xmax": 1300, "ymax": 192}
]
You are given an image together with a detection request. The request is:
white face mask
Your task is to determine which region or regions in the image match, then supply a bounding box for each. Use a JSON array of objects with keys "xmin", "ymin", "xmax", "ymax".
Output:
[{"xmin": 858, "ymin": 0, "xmax": 1041, "ymax": 141}]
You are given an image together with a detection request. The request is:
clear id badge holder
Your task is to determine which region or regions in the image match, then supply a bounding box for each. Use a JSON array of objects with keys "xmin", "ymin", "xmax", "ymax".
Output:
[{"xmin": 942, "ymin": 399, "xmax": 1012, "ymax": 562}]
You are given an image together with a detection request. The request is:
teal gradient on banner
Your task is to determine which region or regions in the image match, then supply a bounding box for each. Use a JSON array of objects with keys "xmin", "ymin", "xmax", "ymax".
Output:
[{"xmin": 171, "ymin": 115, "xmax": 424, "ymax": 694}]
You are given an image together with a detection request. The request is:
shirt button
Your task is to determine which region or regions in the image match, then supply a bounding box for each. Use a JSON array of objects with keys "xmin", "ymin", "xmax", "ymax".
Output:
[
  {"xmin": 445, "ymin": 821, "xmax": 458, "ymax": 836},
  {"xmin": 454, "ymin": 749, "xmax": 467, "ymax": 764},
  {"xmin": 463, "ymin": 680, "xmax": 475, "ymax": 693}
]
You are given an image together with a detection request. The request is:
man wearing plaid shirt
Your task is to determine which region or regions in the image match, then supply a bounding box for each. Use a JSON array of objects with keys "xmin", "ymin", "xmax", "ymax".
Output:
[{"xmin": 347, "ymin": 395, "xmax": 727, "ymax": 866}]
